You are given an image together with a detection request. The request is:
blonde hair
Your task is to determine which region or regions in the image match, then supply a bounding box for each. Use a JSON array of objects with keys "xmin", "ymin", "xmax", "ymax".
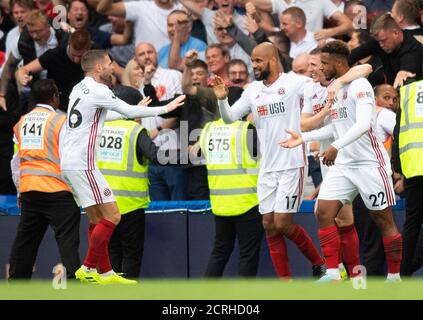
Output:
[
  {"xmin": 122, "ymin": 59, "xmax": 142, "ymax": 89},
  {"xmin": 26, "ymin": 10, "xmax": 49, "ymax": 28}
]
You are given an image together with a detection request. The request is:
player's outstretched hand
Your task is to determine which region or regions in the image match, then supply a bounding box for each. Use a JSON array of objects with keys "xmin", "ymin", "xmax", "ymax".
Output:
[
  {"xmin": 212, "ymin": 76, "xmax": 229, "ymax": 100},
  {"xmin": 166, "ymin": 94, "xmax": 186, "ymax": 112},
  {"xmin": 320, "ymin": 145, "xmax": 338, "ymax": 166},
  {"xmin": 278, "ymin": 129, "xmax": 303, "ymax": 148},
  {"xmin": 138, "ymin": 96, "xmax": 152, "ymax": 107}
]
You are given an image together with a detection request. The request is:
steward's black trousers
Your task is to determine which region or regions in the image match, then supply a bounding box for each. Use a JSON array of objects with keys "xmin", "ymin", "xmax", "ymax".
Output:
[
  {"xmin": 205, "ymin": 205, "xmax": 264, "ymax": 277},
  {"xmin": 401, "ymin": 176, "xmax": 423, "ymax": 275},
  {"xmin": 108, "ymin": 208, "xmax": 145, "ymax": 278},
  {"xmin": 9, "ymin": 191, "xmax": 81, "ymax": 279}
]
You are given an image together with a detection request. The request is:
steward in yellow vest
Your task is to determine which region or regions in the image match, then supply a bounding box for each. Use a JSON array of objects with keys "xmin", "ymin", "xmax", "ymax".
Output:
[
  {"xmin": 197, "ymin": 117, "xmax": 263, "ymax": 277},
  {"xmin": 393, "ymin": 79, "xmax": 423, "ymax": 275},
  {"xmin": 9, "ymin": 79, "xmax": 80, "ymax": 280},
  {"xmin": 98, "ymin": 86, "xmax": 168, "ymax": 278}
]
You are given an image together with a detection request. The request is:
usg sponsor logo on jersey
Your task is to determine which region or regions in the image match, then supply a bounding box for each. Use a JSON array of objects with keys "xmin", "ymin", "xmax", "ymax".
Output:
[
  {"xmin": 356, "ymin": 91, "xmax": 371, "ymax": 99},
  {"xmin": 331, "ymin": 106, "xmax": 348, "ymax": 121},
  {"xmin": 256, "ymin": 101, "xmax": 285, "ymax": 117},
  {"xmin": 257, "ymin": 105, "xmax": 268, "ymax": 116}
]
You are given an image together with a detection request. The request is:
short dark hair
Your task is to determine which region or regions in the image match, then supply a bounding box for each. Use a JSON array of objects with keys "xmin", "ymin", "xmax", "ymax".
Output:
[
  {"xmin": 190, "ymin": 59, "xmax": 208, "ymax": 71},
  {"xmin": 229, "ymin": 59, "xmax": 248, "ymax": 71},
  {"xmin": 282, "ymin": 7, "xmax": 306, "ymax": 26},
  {"xmin": 69, "ymin": 29, "xmax": 91, "ymax": 51},
  {"xmin": 10, "ymin": 0, "xmax": 34, "ymax": 10},
  {"xmin": 68, "ymin": 0, "xmax": 89, "ymax": 10},
  {"xmin": 321, "ymin": 40, "xmax": 350, "ymax": 60},
  {"xmin": 205, "ymin": 43, "xmax": 230, "ymax": 58},
  {"xmin": 31, "ymin": 79, "xmax": 58, "ymax": 104}
]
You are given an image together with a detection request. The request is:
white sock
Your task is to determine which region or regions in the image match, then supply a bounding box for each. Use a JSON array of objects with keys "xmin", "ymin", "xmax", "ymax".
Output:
[
  {"xmin": 100, "ymin": 270, "xmax": 114, "ymax": 277},
  {"xmin": 339, "ymin": 263, "xmax": 345, "ymax": 271},
  {"xmin": 327, "ymin": 268, "xmax": 341, "ymax": 280},
  {"xmin": 82, "ymin": 265, "xmax": 97, "ymax": 273},
  {"xmin": 387, "ymin": 273, "xmax": 401, "ymax": 280}
]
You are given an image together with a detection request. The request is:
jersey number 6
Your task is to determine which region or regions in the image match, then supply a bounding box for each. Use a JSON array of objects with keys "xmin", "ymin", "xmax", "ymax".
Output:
[{"xmin": 69, "ymin": 98, "xmax": 82, "ymax": 129}]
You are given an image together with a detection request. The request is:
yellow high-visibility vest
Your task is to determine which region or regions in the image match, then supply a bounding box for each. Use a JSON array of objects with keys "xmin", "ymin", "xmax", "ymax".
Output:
[
  {"xmin": 199, "ymin": 119, "xmax": 259, "ymax": 216},
  {"xmin": 97, "ymin": 120, "xmax": 149, "ymax": 214},
  {"xmin": 399, "ymin": 80, "xmax": 423, "ymax": 178}
]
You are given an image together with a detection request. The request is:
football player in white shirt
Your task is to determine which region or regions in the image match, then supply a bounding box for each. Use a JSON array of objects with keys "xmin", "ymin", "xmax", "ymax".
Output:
[
  {"xmin": 281, "ymin": 41, "xmax": 402, "ymax": 282},
  {"xmin": 213, "ymin": 42, "xmax": 364, "ymax": 279},
  {"xmin": 374, "ymin": 84, "xmax": 398, "ymax": 155},
  {"xmin": 61, "ymin": 50, "xmax": 185, "ymax": 284},
  {"xmin": 301, "ymin": 47, "xmax": 372, "ymax": 279}
]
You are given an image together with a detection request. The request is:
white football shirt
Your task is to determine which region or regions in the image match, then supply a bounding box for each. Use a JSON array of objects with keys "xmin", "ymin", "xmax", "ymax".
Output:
[
  {"xmin": 329, "ymin": 78, "xmax": 390, "ymax": 167},
  {"xmin": 61, "ymin": 77, "xmax": 169, "ymax": 170},
  {"xmin": 302, "ymin": 80, "xmax": 333, "ymax": 152},
  {"xmin": 220, "ymin": 71, "xmax": 311, "ymax": 172},
  {"xmin": 375, "ymin": 107, "xmax": 396, "ymax": 144}
]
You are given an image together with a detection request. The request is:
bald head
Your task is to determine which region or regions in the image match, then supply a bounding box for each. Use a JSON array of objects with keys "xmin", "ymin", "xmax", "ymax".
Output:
[
  {"xmin": 292, "ymin": 53, "xmax": 310, "ymax": 76},
  {"xmin": 135, "ymin": 42, "xmax": 158, "ymax": 67},
  {"xmin": 252, "ymin": 42, "xmax": 280, "ymax": 62},
  {"xmin": 251, "ymin": 43, "xmax": 282, "ymax": 81},
  {"xmin": 375, "ymin": 84, "xmax": 399, "ymax": 111}
]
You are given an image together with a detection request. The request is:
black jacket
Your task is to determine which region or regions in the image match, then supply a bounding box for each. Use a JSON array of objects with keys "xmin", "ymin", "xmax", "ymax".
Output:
[
  {"xmin": 349, "ymin": 32, "xmax": 423, "ymax": 85},
  {"xmin": 17, "ymin": 27, "xmax": 68, "ymax": 65}
]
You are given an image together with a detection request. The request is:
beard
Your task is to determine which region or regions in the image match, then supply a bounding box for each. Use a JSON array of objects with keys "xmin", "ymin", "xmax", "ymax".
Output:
[
  {"xmin": 255, "ymin": 69, "xmax": 270, "ymax": 81},
  {"xmin": 100, "ymin": 73, "xmax": 114, "ymax": 88}
]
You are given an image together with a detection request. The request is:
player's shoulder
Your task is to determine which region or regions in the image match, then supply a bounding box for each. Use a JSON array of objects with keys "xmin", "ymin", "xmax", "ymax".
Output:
[
  {"xmin": 349, "ymin": 77, "xmax": 372, "ymax": 89},
  {"xmin": 244, "ymin": 80, "xmax": 262, "ymax": 94},
  {"xmin": 379, "ymin": 107, "xmax": 396, "ymax": 118},
  {"xmin": 85, "ymin": 77, "xmax": 115, "ymax": 99},
  {"xmin": 348, "ymin": 77, "xmax": 374, "ymax": 101},
  {"xmin": 284, "ymin": 72, "xmax": 313, "ymax": 87},
  {"xmin": 303, "ymin": 80, "xmax": 321, "ymax": 95}
]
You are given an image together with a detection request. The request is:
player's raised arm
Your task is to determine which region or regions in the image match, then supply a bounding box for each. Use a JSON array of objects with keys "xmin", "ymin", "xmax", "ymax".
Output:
[
  {"xmin": 328, "ymin": 64, "xmax": 373, "ymax": 98},
  {"xmin": 107, "ymin": 94, "xmax": 185, "ymax": 119}
]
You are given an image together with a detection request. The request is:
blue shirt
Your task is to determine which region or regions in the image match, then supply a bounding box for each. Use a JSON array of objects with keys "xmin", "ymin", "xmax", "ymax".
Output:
[{"xmin": 158, "ymin": 36, "xmax": 207, "ymax": 69}]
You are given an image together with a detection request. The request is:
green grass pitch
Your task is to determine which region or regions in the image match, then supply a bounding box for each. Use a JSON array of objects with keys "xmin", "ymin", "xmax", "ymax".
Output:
[{"xmin": 1, "ymin": 278, "xmax": 423, "ymax": 300}]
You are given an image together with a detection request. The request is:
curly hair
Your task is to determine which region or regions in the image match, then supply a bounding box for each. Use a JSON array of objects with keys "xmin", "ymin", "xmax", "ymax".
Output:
[{"xmin": 320, "ymin": 40, "xmax": 350, "ymax": 60}]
